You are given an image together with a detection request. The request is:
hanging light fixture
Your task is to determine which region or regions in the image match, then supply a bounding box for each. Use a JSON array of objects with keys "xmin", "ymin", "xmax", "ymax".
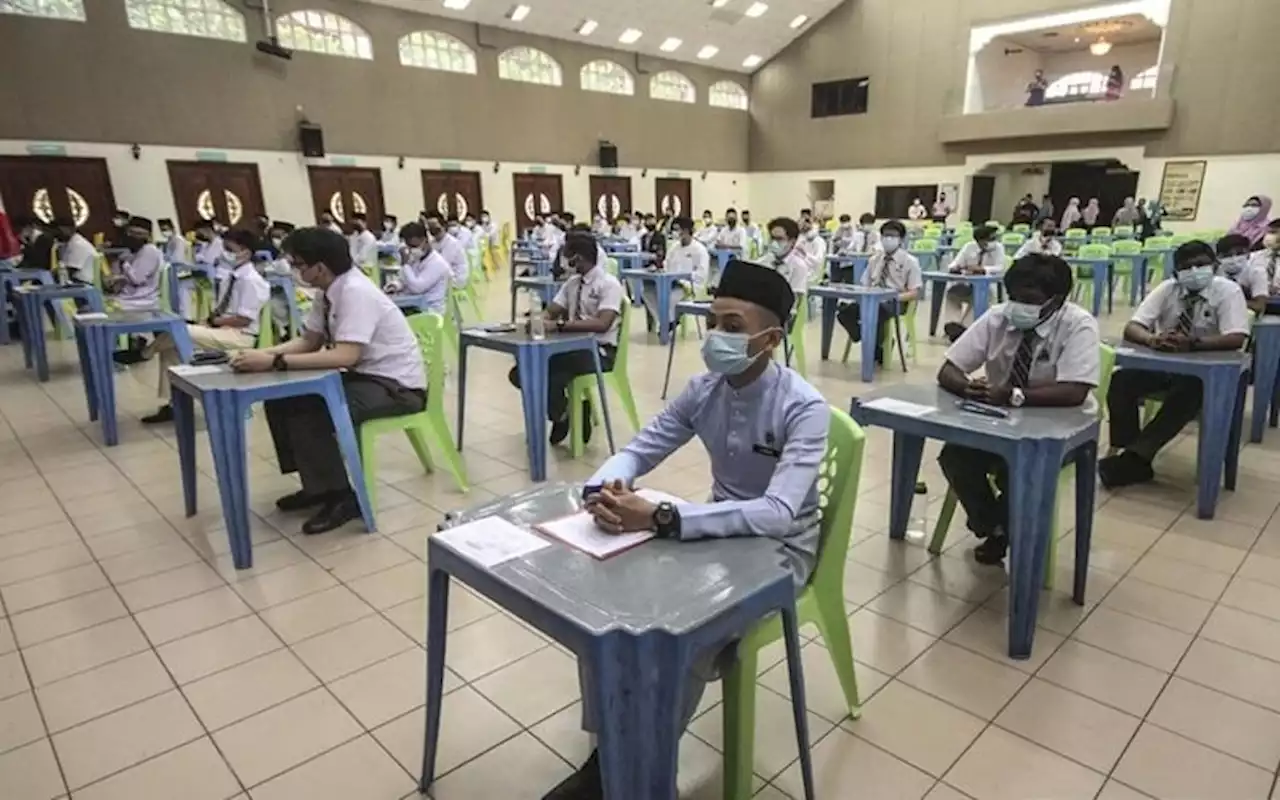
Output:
[{"xmin": 1089, "ymin": 38, "xmax": 1113, "ymax": 56}]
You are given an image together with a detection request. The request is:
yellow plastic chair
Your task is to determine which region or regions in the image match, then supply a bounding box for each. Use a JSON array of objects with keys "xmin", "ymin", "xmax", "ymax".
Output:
[
  {"xmin": 929, "ymin": 343, "xmax": 1116, "ymax": 590},
  {"xmin": 722, "ymin": 406, "xmax": 866, "ymax": 800},
  {"xmin": 358, "ymin": 313, "xmax": 468, "ymax": 512},
  {"xmin": 569, "ymin": 297, "xmax": 641, "ymax": 458},
  {"xmin": 787, "ymin": 293, "xmax": 808, "ymax": 377}
]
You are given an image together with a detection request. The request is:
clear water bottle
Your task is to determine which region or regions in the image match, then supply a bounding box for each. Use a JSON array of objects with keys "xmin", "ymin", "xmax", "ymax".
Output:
[
  {"xmin": 529, "ymin": 296, "xmax": 546, "ymax": 341},
  {"xmin": 905, "ymin": 481, "xmax": 930, "ymax": 543}
]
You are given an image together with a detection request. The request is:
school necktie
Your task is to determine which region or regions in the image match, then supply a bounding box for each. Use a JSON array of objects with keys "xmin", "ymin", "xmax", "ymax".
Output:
[
  {"xmin": 212, "ymin": 275, "xmax": 237, "ymax": 318},
  {"xmin": 1177, "ymin": 294, "xmax": 1201, "ymax": 336},
  {"xmin": 875, "ymin": 255, "xmax": 891, "ymax": 288},
  {"xmin": 1009, "ymin": 331, "xmax": 1040, "ymax": 389},
  {"xmin": 572, "ymin": 277, "xmax": 587, "ymax": 321},
  {"xmin": 1268, "ymin": 252, "xmax": 1277, "ymax": 284}
]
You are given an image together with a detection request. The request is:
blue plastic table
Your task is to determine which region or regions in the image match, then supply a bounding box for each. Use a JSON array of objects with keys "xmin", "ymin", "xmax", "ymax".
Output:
[
  {"xmin": 710, "ymin": 247, "xmax": 742, "ymax": 284},
  {"xmin": 1, "ymin": 268, "xmax": 56, "ymax": 345},
  {"xmin": 603, "ymin": 241, "xmax": 639, "ymax": 254},
  {"xmin": 611, "ymin": 252, "xmax": 654, "ymax": 274},
  {"xmin": 510, "ymin": 275, "xmax": 563, "ymax": 322},
  {"xmin": 421, "ymin": 485, "xmax": 815, "ymax": 800},
  {"xmin": 911, "ymin": 250, "xmax": 939, "ymax": 272},
  {"xmin": 16, "ymin": 284, "xmax": 103, "ymax": 381},
  {"xmin": 456, "ymin": 329, "xmax": 616, "ymax": 481},
  {"xmin": 264, "ymin": 273, "xmax": 303, "ymax": 337},
  {"xmin": 851, "ymin": 385, "xmax": 1100, "ymax": 659},
  {"xmin": 1117, "ymin": 254, "xmax": 1150, "ymax": 306},
  {"xmin": 1066, "ymin": 257, "xmax": 1114, "ymax": 316},
  {"xmin": 661, "ymin": 300, "xmax": 713, "ymax": 400},
  {"xmin": 810, "ymin": 284, "xmax": 900, "ymax": 382},
  {"xmin": 74, "ymin": 310, "xmax": 194, "ymax": 447},
  {"xmin": 1251, "ymin": 318, "xmax": 1280, "ymax": 443},
  {"xmin": 825, "ymin": 253, "xmax": 870, "ymax": 284},
  {"xmin": 169, "ymin": 368, "xmax": 375, "ymax": 569},
  {"xmin": 620, "ymin": 269, "xmax": 692, "ymax": 346},
  {"xmin": 1111, "ymin": 344, "xmax": 1249, "ymax": 518},
  {"xmin": 921, "ymin": 270, "xmax": 1004, "ymax": 336}
]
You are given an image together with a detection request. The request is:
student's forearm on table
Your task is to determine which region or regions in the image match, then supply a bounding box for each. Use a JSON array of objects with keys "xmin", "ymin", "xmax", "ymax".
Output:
[
  {"xmin": 1123, "ymin": 322, "xmax": 1155, "ymax": 345},
  {"xmin": 1024, "ymin": 382, "xmax": 1092, "ymax": 407},
  {"xmin": 680, "ymin": 495, "xmax": 803, "ymax": 541},
  {"xmin": 281, "ymin": 345, "xmax": 358, "ymax": 370},
  {"xmin": 1195, "ymin": 332, "xmax": 1247, "ymax": 351},
  {"xmin": 265, "ymin": 333, "xmax": 322, "ymax": 356},
  {"xmin": 937, "ymin": 362, "xmax": 971, "ymax": 396}
]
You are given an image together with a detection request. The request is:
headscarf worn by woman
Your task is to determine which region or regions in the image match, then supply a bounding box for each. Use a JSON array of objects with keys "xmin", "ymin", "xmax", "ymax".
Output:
[{"xmin": 1229, "ymin": 195, "xmax": 1273, "ymax": 246}]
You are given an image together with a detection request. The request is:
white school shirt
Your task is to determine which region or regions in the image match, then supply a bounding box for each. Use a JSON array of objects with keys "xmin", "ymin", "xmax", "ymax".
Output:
[
  {"xmin": 1223, "ymin": 260, "xmax": 1268, "ymax": 300},
  {"xmin": 842, "ymin": 228, "xmax": 879, "ymax": 254},
  {"xmin": 798, "ymin": 233, "xmax": 828, "ymax": 283},
  {"xmin": 695, "ymin": 223, "xmax": 720, "ymax": 247},
  {"xmin": 664, "ymin": 240, "xmax": 711, "ymax": 292},
  {"xmin": 305, "ymin": 269, "xmax": 426, "ymax": 390},
  {"xmin": 434, "ymin": 232, "xmax": 469, "ymax": 288},
  {"xmin": 946, "ymin": 302, "xmax": 1100, "ymax": 389},
  {"xmin": 1248, "ymin": 249, "xmax": 1280, "ymax": 292},
  {"xmin": 948, "ymin": 241, "xmax": 1006, "ymax": 272},
  {"xmin": 908, "ymin": 203, "xmax": 928, "ymax": 221},
  {"xmin": 772, "ymin": 246, "xmax": 812, "ymax": 296},
  {"xmin": 861, "ymin": 248, "xmax": 923, "ymax": 295},
  {"xmin": 715, "ymin": 224, "xmax": 747, "ymax": 251},
  {"xmin": 116, "ymin": 244, "xmax": 164, "ymax": 310},
  {"xmin": 215, "ymin": 261, "xmax": 271, "ymax": 335},
  {"xmin": 61, "ymin": 233, "xmax": 96, "ymax": 283},
  {"xmin": 195, "ymin": 236, "xmax": 224, "ymax": 268},
  {"xmin": 400, "ymin": 249, "xmax": 451, "ymax": 313},
  {"xmin": 451, "ymin": 225, "xmax": 475, "ymax": 253},
  {"xmin": 1131, "ymin": 276, "xmax": 1249, "ymax": 339},
  {"xmin": 325, "ymin": 222, "xmax": 343, "ymax": 236},
  {"xmin": 348, "ymin": 229, "xmax": 378, "ymax": 267},
  {"xmin": 162, "ymin": 234, "xmax": 190, "ymax": 265},
  {"xmin": 552, "ymin": 264, "xmax": 625, "ymax": 347},
  {"xmin": 1014, "ymin": 234, "xmax": 1064, "ymax": 259},
  {"xmin": 379, "ymin": 229, "xmax": 399, "ymax": 245}
]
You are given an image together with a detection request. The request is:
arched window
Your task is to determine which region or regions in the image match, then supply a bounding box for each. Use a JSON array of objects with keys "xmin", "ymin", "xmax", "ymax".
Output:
[
  {"xmin": 1045, "ymin": 71, "xmax": 1107, "ymax": 100},
  {"xmin": 497, "ymin": 46, "xmax": 562, "ymax": 86},
  {"xmin": 1129, "ymin": 65, "xmax": 1158, "ymax": 91},
  {"xmin": 0, "ymin": 0, "xmax": 84, "ymax": 20},
  {"xmin": 275, "ymin": 10, "xmax": 372, "ymax": 60},
  {"xmin": 709, "ymin": 80, "xmax": 749, "ymax": 111},
  {"xmin": 580, "ymin": 60, "xmax": 634, "ymax": 96},
  {"xmin": 399, "ymin": 31, "xmax": 476, "ymax": 74},
  {"xmin": 125, "ymin": 0, "xmax": 246, "ymax": 42},
  {"xmin": 650, "ymin": 71, "xmax": 696, "ymax": 104}
]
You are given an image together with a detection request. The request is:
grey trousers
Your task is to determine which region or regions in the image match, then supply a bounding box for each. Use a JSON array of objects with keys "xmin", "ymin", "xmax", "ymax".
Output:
[
  {"xmin": 265, "ymin": 372, "xmax": 426, "ymax": 494},
  {"xmin": 1106, "ymin": 369, "xmax": 1202, "ymax": 461}
]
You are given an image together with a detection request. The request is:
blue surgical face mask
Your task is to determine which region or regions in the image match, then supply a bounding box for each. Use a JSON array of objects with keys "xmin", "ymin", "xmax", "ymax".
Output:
[
  {"xmin": 769, "ymin": 240, "xmax": 790, "ymax": 258},
  {"xmin": 1005, "ymin": 301, "xmax": 1044, "ymax": 330},
  {"xmin": 701, "ymin": 329, "xmax": 775, "ymax": 375},
  {"xmin": 1220, "ymin": 254, "xmax": 1247, "ymax": 275},
  {"xmin": 1177, "ymin": 265, "xmax": 1214, "ymax": 292},
  {"xmin": 882, "ymin": 235, "xmax": 901, "ymax": 252}
]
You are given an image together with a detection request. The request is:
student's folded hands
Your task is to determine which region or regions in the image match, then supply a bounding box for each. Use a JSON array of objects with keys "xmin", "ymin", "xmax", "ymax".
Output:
[
  {"xmin": 229, "ymin": 350, "xmax": 273, "ymax": 373},
  {"xmin": 1151, "ymin": 332, "xmax": 1191, "ymax": 352},
  {"xmin": 586, "ymin": 483, "xmax": 656, "ymax": 535},
  {"xmin": 964, "ymin": 377, "xmax": 1012, "ymax": 406}
]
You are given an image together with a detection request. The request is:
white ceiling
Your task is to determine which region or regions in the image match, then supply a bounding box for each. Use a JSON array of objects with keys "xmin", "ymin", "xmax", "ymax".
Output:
[{"xmin": 355, "ymin": 0, "xmax": 846, "ymax": 73}]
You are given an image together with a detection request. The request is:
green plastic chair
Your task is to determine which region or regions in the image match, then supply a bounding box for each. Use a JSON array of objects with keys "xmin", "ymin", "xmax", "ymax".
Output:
[
  {"xmin": 1143, "ymin": 236, "xmax": 1174, "ymax": 284},
  {"xmin": 1091, "ymin": 226, "xmax": 1113, "ymax": 244},
  {"xmin": 1110, "ymin": 239, "xmax": 1143, "ymax": 304},
  {"xmin": 255, "ymin": 304, "xmax": 276, "ymax": 349},
  {"xmin": 1063, "ymin": 228, "xmax": 1088, "ymax": 256},
  {"xmin": 358, "ymin": 313, "xmax": 469, "ymax": 510},
  {"xmin": 569, "ymin": 297, "xmax": 641, "ymax": 458},
  {"xmin": 1011, "ymin": 223, "xmax": 1031, "ymax": 234},
  {"xmin": 929, "ymin": 343, "xmax": 1116, "ymax": 590},
  {"xmin": 984, "ymin": 220, "xmax": 1004, "ymax": 231},
  {"xmin": 910, "ymin": 238, "xmax": 939, "ymax": 253},
  {"xmin": 1112, "ymin": 225, "xmax": 1136, "ymax": 239},
  {"xmin": 722, "ymin": 406, "xmax": 866, "ymax": 800},
  {"xmin": 840, "ymin": 299, "xmax": 916, "ymax": 368},
  {"xmin": 1072, "ymin": 243, "xmax": 1112, "ymax": 308},
  {"xmin": 1001, "ymin": 232, "xmax": 1026, "ymax": 257},
  {"xmin": 787, "ymin": 293, "xmax": 808, "ymax": 377},
  {"xmin": 1169, "ymin": 234, "xmax": 1192, "ymax": 247}
]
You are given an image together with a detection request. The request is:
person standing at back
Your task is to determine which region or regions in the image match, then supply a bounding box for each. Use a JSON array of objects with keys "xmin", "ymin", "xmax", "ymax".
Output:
[
  {"xmin": 908, "ymin": 198, "xmax": 928, "ymax": 221},
  {"xmin": 1081, "ymin": 198, "xmax": 1101, "ymax": 231},
  {"xmin": 230, "ymin": 227, "xmax": 427, "ymax": 534}
]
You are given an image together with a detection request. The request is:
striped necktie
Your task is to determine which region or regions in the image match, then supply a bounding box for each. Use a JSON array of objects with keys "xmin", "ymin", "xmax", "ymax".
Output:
[
  {"xmin": 1009, "ymin": 332, "xmax": 1039, "ymax": 389},
  {"xmin": 1177, "ymin": 294, "xmax": 1202, "ymax": 336},
  {"xmin": 875, "ymin": 254, "xmax": 891, "ymax": 288},
  {"xmin": 212, "ymin": 275, "xmax": 237, "ymax": 318},
  {"xmin": 1268, "ymin": 252, "xmax": 1277, "ymax": 284}
]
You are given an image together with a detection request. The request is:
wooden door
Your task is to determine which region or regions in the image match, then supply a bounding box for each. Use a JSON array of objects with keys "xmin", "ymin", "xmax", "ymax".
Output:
[
  {"xmin": 166, "ymin": 161, "xmax": 266, "ymax": 234},
  {"xmin": 306, "ymin": 166, "xmax": 385, "ymax": 232},
  {"xmin": 654, "ymin": 177, "xmax": 691, "ymax": 220},
  {"xmin": 511, "ymin": 173, "xmax": 564, "ymax": 232},
  {"xmin": 421, "ymin": 170, "xmax": 484, "ymax": 220},
  {"xmin": 588, "ymin": 176, "xmax": 632, "ymax": 222},
  {"xmin": 0, "ymin": 156, "xmax": 116, "ymax": 239}
]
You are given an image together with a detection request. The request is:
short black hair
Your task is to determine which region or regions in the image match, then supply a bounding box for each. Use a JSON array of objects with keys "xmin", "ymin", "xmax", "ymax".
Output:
[
  {"xmin": 425, "ymin": 211, "xmax": 444, "ymax": 222},
  {"xmin": 839, "ymin": 214, "xmax": 852, "ymax": 223},
  {"xmin": 1268, "ymin": 219, "xmax": 1280, "ymax": 231},
  {"xmin": 195, "ymin": 219, "xmax": 215, "ymax": 230},
  {"xmin": 53, "ymin": 216, "xmax": 75, "ymax": 229},
  {"xmin": 223, "ymin": 229, "xmax": 257, "ymax": 251},
  {"xmin": 1038, "ymin": 216, "xmax": 1057, "ymax": 229},
  {"xmin": 446, "ymin": 215, "xmax": 459, "ymax": 224},
  {"xmin": 1006, "ymin": 253, "xmax": 1073, "ymax": 297},
  {"xmin": 561, "ymin": 211, "xmax": 576, "ymax": 224},
  {"xmin": 563, "ymin": 232, "xmax": 597, "ymax": 264},
  {"xmin": 859, "ymin": 212, "xmax": 876, "ymax": 225},
  {"xmin": 571, "ymin": 222, "xmax": 592, "ymax": 233},
  {"xmin": 974, "ymin": 225, "xmax": 997, "ymax": 241},
  {"xmin": 726, "ymin": 208, "xmax": 738, "ymax": 215},
  {"xmin": 1174, "ymin": 240, "xmax": 1216, "ymax": 269},
  {"xmin": 351, "ymin": 212, "xmax": 367, "ymax": 222},
  {"xmin": 282, "ymin": 227, "xmax": 353, "ymax": 275},
  {"xmin": 1216, "ymin": 234, "xmax": 1251, "ymax": 256},
  {"xmin": 880, "ymin": 220, "xmax": 907, "ymax": 237},
  {"xmin": 673, "ymin": 216, "xmax": 694, "ymax": 233},
  {"xmin": 400, "ymin": 222, "xmax": 427, "ymax": 241},
  {"xmin": 157, "ymin": 218, "xmax": 174, "ymax": 229},
  {"xmin": 768, "ymin": 217, "xmax": 800, "ymax": 240}
]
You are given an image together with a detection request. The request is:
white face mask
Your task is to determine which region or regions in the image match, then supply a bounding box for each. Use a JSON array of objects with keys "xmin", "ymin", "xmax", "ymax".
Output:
[
  {"xmin": 1242, "ymin": 206, "xmax": 1262, "ymax": 221},
  {"xmin": 882, "ymin": 235, "xmax": 901, "ymax": 253}
]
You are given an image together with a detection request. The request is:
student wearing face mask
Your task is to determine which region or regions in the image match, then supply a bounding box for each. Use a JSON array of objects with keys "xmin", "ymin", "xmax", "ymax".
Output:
[
  {"xmin": 141, "ymin": 229, "xmax": 270, "ymax": 424},
  {"xmin": 796, "ymin": 217, "xmax": 828, "ymax": 287},
  {"xmin": 765, "ymin": 216, "xmax": 810, "ymax": 300},
  {"xmin": 846, "ymin": 213, "xmax": 879, "ymax": 254},
  {"xmin": 1015, "ymin": 217, "xmax": 1063, "ymax": 259},
  {"xmin": 832, "ymin": 214, "xmax": 856, "ymax": 253},
  {"xmin": 108, "ymin": 209, "xmax": 130, "ymax": 248},
  {"xmin": 1100, "ymin": 241, "xmax": 1249, "ymax": 489},
  {"xmin": 447, "ymin": 214, "xmax": 475, "ymax": 254},
  {"xmin": 379, "ymin": 215, "xmax": 399, "ymax": 245},
  {"xmin": 551, "ymin": 261, "xmax": 827, "ymax": 800},
  {"xmin": 478, "ymin": 210, "xmax": 496, "ymax": 242},
  {"xmin": 53, "ymin": 217, "xmax": 97, "ymax": 286},
  {"xmin": 103, "ymin": 217, "xmax": 163, "ymax": 310},
  {"xmin": 740, "ymin": 209, "xmax": 762, "ymax": 254},
  {"xmin": 695, "ymin": 210, "xmax": 719, "ymax": 247},
  {"xmin": 387, "ymin": 222, "xmax": 450, "ymax": 314},
  {"xmin": 592, "ymin": 214, "xmax": 611, "ymax": 237},
  {"xmin": 642, "ymin": 216, "xmax": 709, "ymax": 331},
  {"xmin": 907, "ymin": 198, "xmax": 928, "ymax": 222},
  {"xmin": 1215, "ymin": 234, "xmax": 1267, "ymax": 315},
  {"xmin": 346, "ymin": 213, "xmax": 378, "ymax": 268},
  {"xmin": 1229, "ymin": 195, "xmax": 1273, "ymax": 250},
  {"xmin": 15, "ymin": 217, "xmax": 55, "ymax": 271},
  {"xmin": 1248, "ymin": 220, "xmax": 1280, "ymax": 300},
  {"xmin": 193, "ymin": 220, "xmax": 225, "ymax": 275},
  {"xmin": 715, "ymin": 208, "xmax": 746, "ymax": 251},
  {"xmin": 156, "ymin": 218, "xmax": 191, "ymax": 265},
  {"xmin": 837, "ymin": 220, "xmax": 922, "ymax": 364},
  {"xmin": 941, "ymin": 225, "xmax": 1005, "ymax": 338},
  {"xmin": 937, "ymin": 254, "xmax": 1098, "ymax": 564},
  {"xmin": 266, "ymin": 221, "xmax": 307, "ymax": 331},
  {"xmin": 425, "ymin": 213, "xmax": 468, "ymax": 289},
  {"xmin": 508, "ymin": 233, "xmax": 623, "ymax": 446}
]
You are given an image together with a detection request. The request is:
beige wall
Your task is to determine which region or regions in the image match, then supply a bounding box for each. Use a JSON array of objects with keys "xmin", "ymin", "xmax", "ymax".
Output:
[
  {"xmin": 975, "ymin": 40, "xmax": 1161, "ymax": 111},
  {"xmin": 0, "ymin": 0, "xmax": 750, "ymax": 172},
  {"xmin": 749, "ymin": 0, "xmax": 1280, "ymax": 171}
]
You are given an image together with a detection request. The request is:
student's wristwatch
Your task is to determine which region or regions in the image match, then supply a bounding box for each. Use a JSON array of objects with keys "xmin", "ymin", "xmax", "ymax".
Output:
[
  {"xmin": 1010, "ymin": 387, "xmax": 1026, "ymax": 408},
  {"xmin": 652, "ymin": 502, "xmax": 681, "ymax": 539}
]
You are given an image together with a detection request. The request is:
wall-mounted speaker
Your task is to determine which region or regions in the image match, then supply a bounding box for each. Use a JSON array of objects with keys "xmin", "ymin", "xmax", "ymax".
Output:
[
  {"xmin": 299, "ymin": 122, "xmax": 325, "ymax": 158},
  {"xmin": 599, "ymin": 142, "xmax": 618, "ymax": 169}
]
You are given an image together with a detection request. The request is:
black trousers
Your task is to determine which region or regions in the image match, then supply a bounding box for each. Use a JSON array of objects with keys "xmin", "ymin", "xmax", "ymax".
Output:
[
  {"xmin": 837, "ymin": 299, "xmax": 899, "ymax": 350},
  {"xmin": 938, "ymin": 445, "xmax": 1009, "ymax": 538},
  {"xmin": 1107, "ymin": 369, "xmax": 1202, "ymax": 461},
  {"xmin": 507, "ymin": 346, "xmax": 616, "ymax": 421},
  {"xmin": 266, "ymin": 372, "xmax": 426, "ymax": 495}
]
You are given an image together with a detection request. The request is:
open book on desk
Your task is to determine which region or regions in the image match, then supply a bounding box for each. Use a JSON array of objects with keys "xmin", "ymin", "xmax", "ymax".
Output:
[{"xmin": 535, "ymin": 488, "xmax": 686, "ymax": 559}]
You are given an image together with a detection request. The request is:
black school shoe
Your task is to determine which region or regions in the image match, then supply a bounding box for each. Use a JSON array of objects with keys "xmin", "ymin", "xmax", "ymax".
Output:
[
  {"xmin": 141, "ymin": 405, "xmax": 174, "ymax": 425},
  {"xmin": 943, "ymin": 322, "xmax": 967, "ymax": 344},
  {"xmin": 1098, "ymin": 451, "xmax": 1155, "ymax": 489},
  {"xmin": 302, "ymin": 492, "xmax": 361, "ymax": 535},
  {"xmin": 543, "ymin": 751, "xmax": 602, "ymax": 800},
  {"xmin": 582, "ymin": 399, "xmax": 593, "ymax": 445},
  {"xmin": 974, "ymin": 534, "xmax": 1008, "ymax": 565},
  {"xmin": 550, "ymin": 415, "xmax": 571, "ymax": 446},
  {"xmin": 275, "ymin": 489, "xmax": 335, "ymax": 512}
]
